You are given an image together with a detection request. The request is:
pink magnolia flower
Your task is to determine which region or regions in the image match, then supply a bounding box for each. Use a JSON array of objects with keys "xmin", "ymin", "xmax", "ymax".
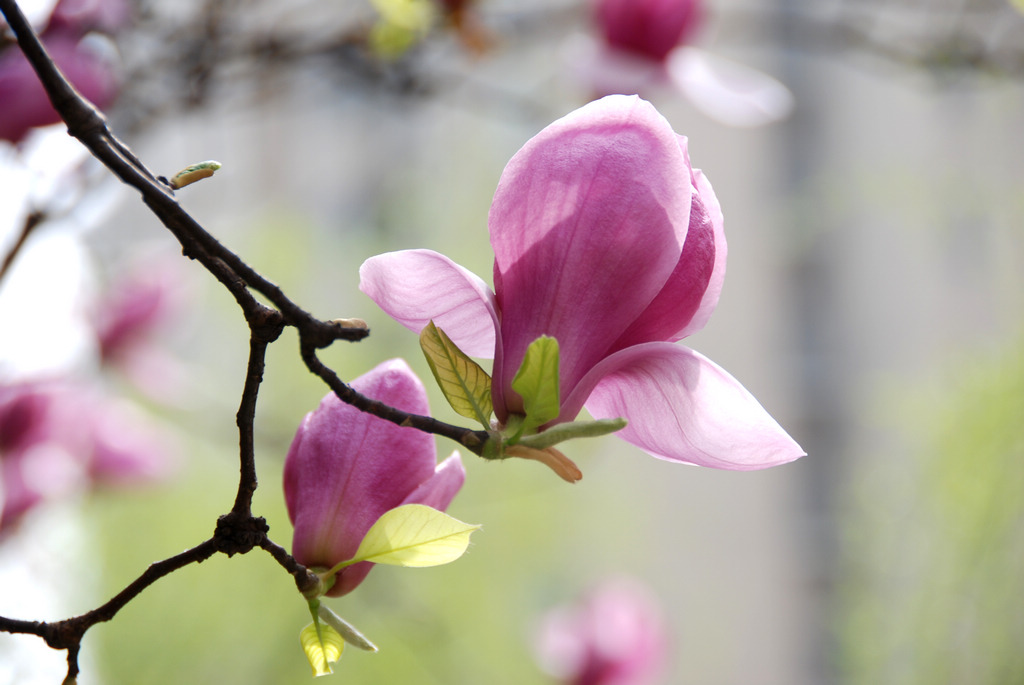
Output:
[
  {"xmin": 284, "ymin": 359, "xmax": 466, "ymax": 597},
  {"xmin": 534, "ymin": 578, "xmax": 667, "ymax": 685},
  {"xmin": 0, "ymin": 34, "xmax": 120, "ymax": 144},
  {"xmin": 1, "ymin": 380, "xmax": 174, "ymax": 535},
  {"xmin": 596, "ymin": 0, "xmax": 703, "ymax": 62},
  {"xmin": 47, "ymin": 0, "xmax": 132, "ymax": 36},
  {"xmin": 570, "ymin": 0, "xmax": 793, "ymax": 127},
  {"xmin": 0, "ymin": 0, "xmax": 126, "ymax": 144},
  {"xmin": 90, "ymin": 258, "xmax": 193, "ymax": 401},
  {"xmin": 360, "ymin": 95, "xmax": 803, "ymax": 470},
  {"xmin": 95, "ymin": 265, "xmax": 177, "ymax": 365}
]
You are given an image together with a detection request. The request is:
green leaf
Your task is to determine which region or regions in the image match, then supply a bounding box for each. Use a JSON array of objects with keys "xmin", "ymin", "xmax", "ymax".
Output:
[
  {"xmin": 346, "ymin": 504, "xmax": 480, "ymax": 568},
  {"xmin": 516, "ymin": 418, "xmax": 628, "ymax": 450},
  {"xmin": 300, "ymin": 620, "xmax": 344, "ymax": 677},
  {"xmin": 511, "ymin": 336, "xmax": 561, "ymax": 434},
  {"xmin": 420, "ymin": 321, "xmax": 493, "ymax": 427}
]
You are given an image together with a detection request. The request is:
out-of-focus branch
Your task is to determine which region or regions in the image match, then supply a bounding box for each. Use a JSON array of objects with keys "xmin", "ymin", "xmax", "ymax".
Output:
[
  {"xmin": 0, "ymin": 210, "xmax": 44, "ymax": 285},
  {"xmin": 721, "ymin": 1, "xmax": 1024, "ymax": 78}
]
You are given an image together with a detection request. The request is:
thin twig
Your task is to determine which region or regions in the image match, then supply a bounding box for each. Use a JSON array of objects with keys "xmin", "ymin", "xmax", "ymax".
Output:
[
  {"xmin": 300, "ymin": 340, "xmax": 490, "ymax": 454},
  {"xmin": 259, "ymin": 536, "xmax": 321, "ymax": 597},
  {"xmin": 0, "ymin": 538, "xmax": 219, "ymax": 680},
  {"xmin": 0, "ymin": 210, "xmax": 45, "ymax": 285}
]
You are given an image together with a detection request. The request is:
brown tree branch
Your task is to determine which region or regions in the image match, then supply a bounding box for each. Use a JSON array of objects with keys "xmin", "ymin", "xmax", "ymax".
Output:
[
  {"xmin": 0, "ymin": 538, "xmax": 219, "ymax": 681},
  {"xmin": 300, "ymin": 340, "xmax": 490, "ymax": 454},
  {"xmin": 231, "ymin": 306, "xmax": 285, "ymax": 517},
  {"xmin": 0, "ymin": 521, "xmax": 321, "ymax": 682},
  {"xmin": 0, "ymin": 0, "xmax": 490, "ymax": 680},
  {"xmin": 0, "ymin": 0, "xmax": 485, "ymax": 442}
]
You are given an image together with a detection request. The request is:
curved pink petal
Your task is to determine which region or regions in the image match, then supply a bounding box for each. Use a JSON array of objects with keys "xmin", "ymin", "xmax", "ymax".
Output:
[
  {"xmin": 359, "ymin": 249, "xmax": 498, "ymax": 359},
  {"xmin": 490, "ymin": 95, "xmax": 693, "ymax": 413},
  {"xmin": 582, "ymin": 342, "xmax": 804, "ymax": 469},
  {"xmin": 399, "ymin": 452, "xmax": 465, "ymax": 510},
  {"xmin": 672, "ymin": 166, "xmax": 726, "ymax": 339},
  {"xmin": 610, "ymin": 141, "xmax": 726, "ymax": 350},
  {"xmin": 284, "ymin": 359, "xmax": 440, "ymax": 596}
]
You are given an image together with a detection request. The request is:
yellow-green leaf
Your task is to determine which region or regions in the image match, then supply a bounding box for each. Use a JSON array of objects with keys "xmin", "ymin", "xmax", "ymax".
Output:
[
  {"xmin": 368, "ymin": 0, "xmax": 436, "ymax": 58},
  {"xmin": 300, "ymin": 621, "xmax": 344, "ymax": 677},
  {"xmin": 511, "ymin": 335, "xmax": 561, "ymax": 434},
  {"xmin": 420, "ymin": 321, "xmax": 493, "ymax": 427},
  {"xmin": 349, "ymin": 504, "xmax": 480, "ymax": 567},
  {"xmin": 371, "ymin": 0, "xmax": 436, "ymax": 29}
]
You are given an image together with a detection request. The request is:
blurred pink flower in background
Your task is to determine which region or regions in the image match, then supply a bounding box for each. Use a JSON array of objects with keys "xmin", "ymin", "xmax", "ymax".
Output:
[
  {"xmin": 596, "ymin": 0, "xmax": 703, "ymax": 62},
  {"xmin": 95, "ymin": 267, "xmax": 173, "ymax": 366},
  {"xmin": 46, "ymin": 0, "xmax": 131, "ymax": 35},
  {"xmin": 568, "ymin": 0, "xmax": 793, "ymax": 127},
  {"xmin": 284, "ymin": 359, "xmax": 466, "ymax": 597},
  {"xmin": 534, "ymin": 578, "xmax": 668, "ymax": 685},
  {"xmin": 91, "ymin": 258, "xmax": 193, "ymax": 400},
  {"xmin": 361, "ymin": 95, "xmax": 803, "ymax": 470},
  {"xmin": 0, "ymin": 36, "xmax": 119, "ymax": 144},
  {"xmin": 0, "ymin": 380, "xmax": 175, "ymax": 535},
  {"xmin": 0, "ymin": 0, "xmax": 128, "ymax": 144}
]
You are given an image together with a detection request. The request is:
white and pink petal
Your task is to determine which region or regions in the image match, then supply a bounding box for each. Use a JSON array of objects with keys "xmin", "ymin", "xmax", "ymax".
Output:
[
  {"xmin": 359, "ymin": 249, "xmax": 498, "ymax": 358},
  {"xmin": 583, "ymin": 343, "xmax": 804, "ymax": 470}
]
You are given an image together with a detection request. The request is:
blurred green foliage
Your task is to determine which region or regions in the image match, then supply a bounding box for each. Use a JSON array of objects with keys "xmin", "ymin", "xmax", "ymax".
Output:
[{"xmin": 840, "ymin": 333, "xmax": 1024, "ymax": 684}]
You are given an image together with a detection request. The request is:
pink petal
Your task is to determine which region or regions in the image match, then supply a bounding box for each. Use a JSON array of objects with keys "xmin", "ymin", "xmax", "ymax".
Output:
[
  {"xmin": 535, "ymin": 577, "xmax": 667, "ymax": 685},
  {"xmin": 0, "ymin": 384, "xmax": 51, "ymax": 454},
  {"xmin": 284, "ymin": 359, "xmax": 441, "ymax": 595},
  {"xmin": 0, "ymin": 34, "xmax": 119, "ymax": 143},
  {"xmin": 399, "ymin": 452, "xmax": 466, "ymax": 510},
  {"xmin": 86, "ymin": 398, "xmax": 176, "ymax": 485},
  {"xmin": 48, "ymin": 0, "xmax": 132, "ymax": 34},
  {"xmin": 610, "ymin": 141, "xmax": 726, "ymax": 349},
  {"xmin": 1, "ymin": 450, "xmax": 51, "ymax": 531},
  {"xmin": 582, "ymin": 342, "xmax": 804, "ymax": 469},
  {"xmin": 563, "ymin": 35, "xmax": 670, "ymax": 99},
  {"xmin": 595, "ymin": 0, "xmax": 703, "ymax": 62},
  {"xmin": 667, "ymin": 47, "xmax": 794, "ymax": 128},
  {"xmin": 359, "ymin": 249, "xmax": 498, "ymax": 358},
  {"xmin": 490, "ymin": 95, "xmax": 692, "ymax": 413},
  {"xmin": 672, "ymin": 166, "xmax": 726, "ymax": 339}
]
